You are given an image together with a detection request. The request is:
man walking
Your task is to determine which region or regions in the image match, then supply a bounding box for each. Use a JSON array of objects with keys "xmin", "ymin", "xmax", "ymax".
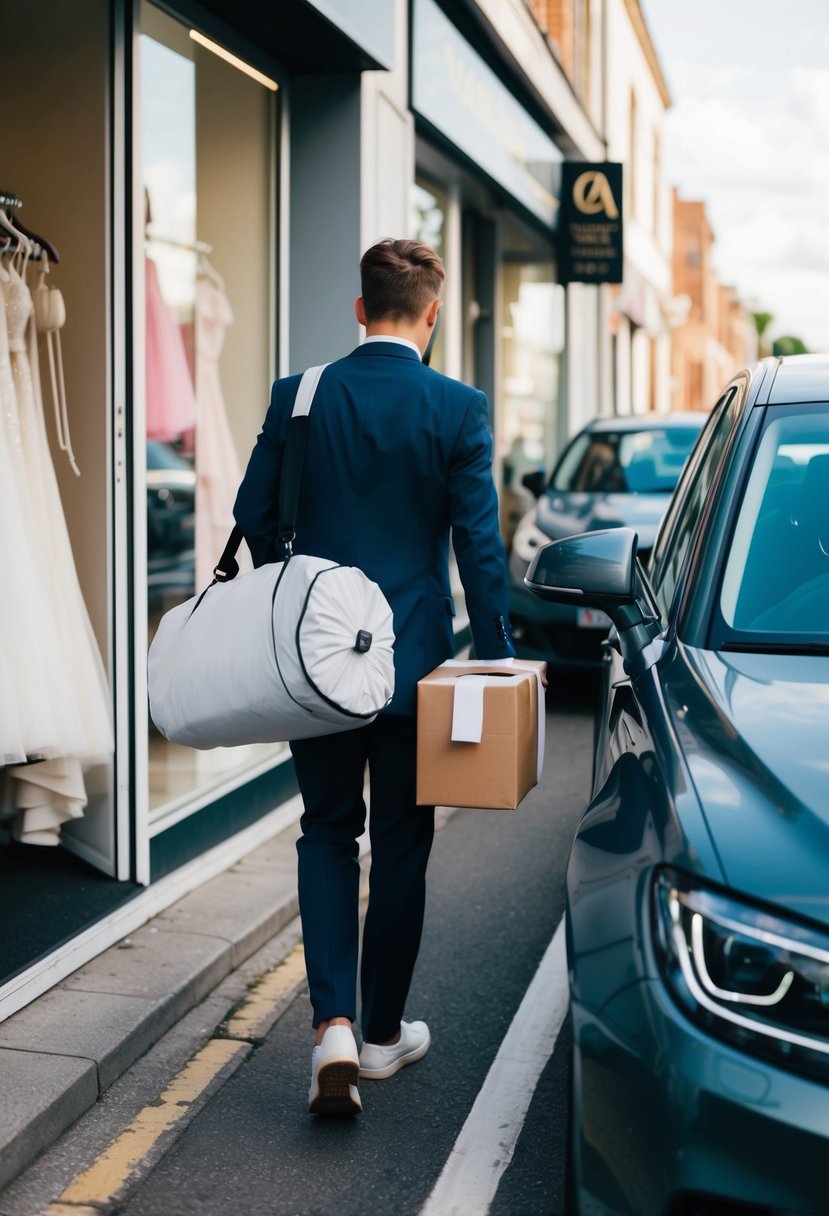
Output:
[{"xmin": 234, "ymin": 238, "xmax": 514, "ymax": 1115}]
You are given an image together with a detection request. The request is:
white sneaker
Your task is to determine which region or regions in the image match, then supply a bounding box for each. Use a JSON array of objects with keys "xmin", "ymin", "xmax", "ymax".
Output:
[
  {"xmin": 359, "ymin": 1020, "xmax": 431, "ymax": 1079},
  {"xmin": 308, "ymin": 1025, "xmax": 362, "ymax": 1115}
]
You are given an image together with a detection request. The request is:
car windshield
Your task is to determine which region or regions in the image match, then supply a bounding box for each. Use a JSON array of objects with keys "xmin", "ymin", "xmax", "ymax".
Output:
[
  {"xmin": 147, "ymin": 440, "xmax": 193, "ymax": 472},
  {"xmin": 551, "ymin": 426, "xmax": 701, "ymax": 494},
  {"xmin": 720, "ymin": 406, "xmax": 829, "ymax": 642}
]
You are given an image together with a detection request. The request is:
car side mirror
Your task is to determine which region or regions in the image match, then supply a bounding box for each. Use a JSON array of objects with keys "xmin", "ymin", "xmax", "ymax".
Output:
[
  {"xmin": 520, "ymin": 468, "xmax": 547, "ymax": 499},
  {"xmin": 524, "ymin": 528, "xmax": 663, "ymax": 673}
]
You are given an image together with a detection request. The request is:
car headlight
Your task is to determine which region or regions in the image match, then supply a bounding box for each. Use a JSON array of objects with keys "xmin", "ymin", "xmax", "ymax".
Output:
[
  {"xmin": 654, "ymin": 868, "xmax": 829, "ymax": 1080},
  {"xmin": 512, "ymin": 519, "xmax": 551, "ymax": 565}
]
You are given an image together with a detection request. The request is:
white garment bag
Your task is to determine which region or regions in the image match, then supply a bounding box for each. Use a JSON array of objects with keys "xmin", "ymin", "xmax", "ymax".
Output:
[{"xmin": 148, "ymin": 365, "xmax": 395, "ymax": 748}]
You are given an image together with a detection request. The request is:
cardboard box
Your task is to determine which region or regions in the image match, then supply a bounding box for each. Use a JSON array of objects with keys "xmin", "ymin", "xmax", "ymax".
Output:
[{"xmin": 416, "ymin": 660, "xmax": 547, "ymax": 810}]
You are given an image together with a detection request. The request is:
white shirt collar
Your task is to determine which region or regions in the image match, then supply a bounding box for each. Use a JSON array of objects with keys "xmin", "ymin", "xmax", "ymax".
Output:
[{"xmin": 362, "ymin": 334, "xmax": 422, "ymax": 360}]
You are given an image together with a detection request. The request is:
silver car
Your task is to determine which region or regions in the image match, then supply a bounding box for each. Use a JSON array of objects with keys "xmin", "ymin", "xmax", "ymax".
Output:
[{"xmin": 508, "ymin": 414, "xmax": 706, "ymax": 665}]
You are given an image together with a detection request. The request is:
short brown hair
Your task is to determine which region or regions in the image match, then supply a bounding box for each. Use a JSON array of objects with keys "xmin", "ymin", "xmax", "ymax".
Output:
[{"xmin": 360, "ymin": 238, "xmax": 445, "ymax": 323}]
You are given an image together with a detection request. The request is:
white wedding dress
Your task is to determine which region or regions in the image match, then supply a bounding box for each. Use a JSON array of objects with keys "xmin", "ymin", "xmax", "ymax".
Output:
[
  {"xmin": 0, "ymin": 264, "xmax": 81, "ymax": 765},
  {"xmin": 0, "ymin": 259, "xmax": 114, "ymax": 844},
  {"xmin": 195, "ymin": 279, "xmax": 246, "ymax": 590}
]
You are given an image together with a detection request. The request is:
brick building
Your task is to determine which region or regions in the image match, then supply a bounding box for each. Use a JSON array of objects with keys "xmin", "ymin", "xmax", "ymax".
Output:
[{"xmin": 672, "ymin": 190, "xmax": 756, "ymax": 410}]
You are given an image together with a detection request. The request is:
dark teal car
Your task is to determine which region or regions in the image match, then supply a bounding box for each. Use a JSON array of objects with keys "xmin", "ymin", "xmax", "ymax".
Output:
[{"xmin": 526, "ymin": 356, "xmax": 829, "ymax": 1216}]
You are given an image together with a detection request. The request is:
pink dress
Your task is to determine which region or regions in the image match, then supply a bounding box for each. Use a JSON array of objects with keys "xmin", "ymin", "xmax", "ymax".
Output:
[{"xmin": 145, "ymin": 255, "xmax": 196, "ymax": 441}]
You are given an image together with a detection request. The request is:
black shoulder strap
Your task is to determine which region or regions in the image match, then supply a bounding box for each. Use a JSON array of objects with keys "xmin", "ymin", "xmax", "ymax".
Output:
[
  {"xmin": 213, "ymin": 364, "xmax": 329, "ymax": 582},
  {"xmin": 277, "ymin": 414, "xmax": 310, "ymax": 554}
]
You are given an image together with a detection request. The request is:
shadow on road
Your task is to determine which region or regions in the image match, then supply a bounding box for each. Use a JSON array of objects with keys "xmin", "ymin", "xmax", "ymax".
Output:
[{"xmin": 546, "ymin": 667, "xmax": 600, "ymax": 716}]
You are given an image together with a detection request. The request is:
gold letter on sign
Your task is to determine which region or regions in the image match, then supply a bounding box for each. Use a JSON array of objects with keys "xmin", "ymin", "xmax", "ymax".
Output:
[{"xmin": 572, "ymin": 170, "xmax": 619, "ymax": 219}]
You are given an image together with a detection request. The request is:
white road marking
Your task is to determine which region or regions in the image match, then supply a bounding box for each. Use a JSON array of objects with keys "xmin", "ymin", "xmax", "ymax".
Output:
[{"xmin": 419, "ymin": 916, "xmax": 569, "ymax": 1216}]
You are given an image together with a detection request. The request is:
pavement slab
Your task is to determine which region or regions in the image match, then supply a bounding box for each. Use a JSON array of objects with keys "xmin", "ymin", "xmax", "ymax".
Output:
[
  {"xmin": 0, "ymin": 987, "xmax": 172, "ymax": 1093},
  {"xmin": 0, "ymin": 812, "xmax": 304, "ymax": 1196},
  {"xmin": 0, "ymin": 1049, "xmax": 97, "ymax": 1193},
  {"xmin": 151, "ymin": 865, "xmax": 299, "ymax": 967}
]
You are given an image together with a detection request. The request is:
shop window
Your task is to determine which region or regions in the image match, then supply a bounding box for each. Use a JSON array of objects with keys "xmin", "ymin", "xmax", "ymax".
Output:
[
  {"xmin": 411, "ymin": 178, "xmax": 447, "ymax": 373},
  {"xmin": 0, "ymin": 0, "xmax": 133, "ymax": 987},
  {"xmin": 140, "ymin": 4, "xmax": 279, "ymax": 821},
  {"xmin": 498, "ymin": 221, "xmax": 564, "ymax": 546}
]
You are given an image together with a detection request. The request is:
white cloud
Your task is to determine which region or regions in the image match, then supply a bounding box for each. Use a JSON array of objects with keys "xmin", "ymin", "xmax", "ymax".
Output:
[{"xmin": 664, "ymin": 60, "xmax": 829, "ymax": 350}]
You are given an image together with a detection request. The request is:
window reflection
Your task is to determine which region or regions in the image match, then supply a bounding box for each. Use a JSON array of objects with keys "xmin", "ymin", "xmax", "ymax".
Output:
[
  {"xmin": 140, "ymin": 4, "xmax": 278, "ymax": 817},
  {"xmin": 721, "ymin": 413, "xmax": 829, "ymax": 636},
  {"xmin": 411, "ymin": 178, "xmax": 447, "ymax": 373},
  {"xmin": 499, "ymin": 237, "xmax": 564, "ymax": 546}
]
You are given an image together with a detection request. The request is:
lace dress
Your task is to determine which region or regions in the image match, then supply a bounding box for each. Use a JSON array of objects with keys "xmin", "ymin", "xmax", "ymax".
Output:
[
  {"xmin": 0, "ymin": 264, "xmax": 81, "ymax": 767},
  {"xmin": 1, "ymin": 262, "xmax": 114, "ymax": 843}
]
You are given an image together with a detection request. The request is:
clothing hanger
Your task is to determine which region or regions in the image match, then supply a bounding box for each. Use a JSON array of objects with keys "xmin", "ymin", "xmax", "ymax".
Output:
[
  {"xmin": 18, "ymin": 229, "xmax": 38, "ymax": 277},
  {"xmin": 0, "ymin": 205, "xmax": 29, "ymax": 257},
  {"xmin": 0, "ymin": 194, "xmax": 41, "ymax": 272},
  {"xmin": 0, "ymin": 209, "xmax": 37, "ymax": 276},
  {"xmin": 145, "ymin": 226, "xmax": 213, "ymax": 256},
  {"xmin": 12, "ymin": 214, "xmax": 59, "ymax": 264},
  {"xmin": 197, "ymin": 250, "xmax": 225, "ymax": 290}
]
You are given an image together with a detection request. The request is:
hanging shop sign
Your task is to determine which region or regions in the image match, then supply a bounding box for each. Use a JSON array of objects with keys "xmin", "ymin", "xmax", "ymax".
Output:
[
  {"xmin": 559, "ymin": 162, "xmax": 623, "ymax": 284},
  {"xmin": 412, "ymin": 0, "xmax": 562, "ymax": 228}
]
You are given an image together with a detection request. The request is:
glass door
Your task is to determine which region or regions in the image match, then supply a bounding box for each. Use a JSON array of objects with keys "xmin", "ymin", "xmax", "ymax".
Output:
[
  {"xmin": 497, "ymin": 217, "xmax": 564, "ymax": 547},
  {"xmin": 137, "ymin": 3, "xmax": 281, "ymax": 836}
]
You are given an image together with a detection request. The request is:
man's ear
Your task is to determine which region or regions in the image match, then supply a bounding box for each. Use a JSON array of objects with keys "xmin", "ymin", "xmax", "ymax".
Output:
[
  {"xmin": 426, "ymin": 298, "xmax": 441, "ymax": 328},
  {"xmin": 355, "ymin": 297, "xmax": 368, "ymax": 327}
]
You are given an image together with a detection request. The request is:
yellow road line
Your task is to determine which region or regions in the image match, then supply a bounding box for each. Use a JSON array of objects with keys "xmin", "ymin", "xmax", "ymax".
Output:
[
  {"xmin": 48, "ymin": 1038, "xmax": 247, "ymax": 1210},
  {"xmin": 46, "ymin": 938, "xmax": 311, "ymax": 1212},
  {"xmin": 224, "ymin": 942, "xmax": 307, "ymax": 1039},
  {"xmin": 43, "ymin": 1207, "xmax": 100, "ymax": 1215}
]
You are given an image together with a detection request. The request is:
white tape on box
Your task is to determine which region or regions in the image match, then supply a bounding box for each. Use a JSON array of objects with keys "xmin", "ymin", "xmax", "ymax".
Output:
[
  {"xmin": 442, "ymin": 660, "xmax": 546, "ymax": 782},
  {"xmin": 450, "ymin": 674, "xmax": 490, "ymax": 742}
]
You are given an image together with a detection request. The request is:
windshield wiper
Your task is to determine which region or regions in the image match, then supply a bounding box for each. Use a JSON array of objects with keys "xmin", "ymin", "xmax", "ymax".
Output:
[{"xmin": 720, "ymin": 640, "xmax": 829, "ymax": 656}]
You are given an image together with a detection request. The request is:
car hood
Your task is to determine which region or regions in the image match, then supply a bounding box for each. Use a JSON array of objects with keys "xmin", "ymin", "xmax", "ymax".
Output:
[
  {"xmin": 536, "ymin": 490, "xmax": 670, "ymax": 548},
  {"xmin": 664, "ymin": 646, "xmax": 829, "ymax": 929}
]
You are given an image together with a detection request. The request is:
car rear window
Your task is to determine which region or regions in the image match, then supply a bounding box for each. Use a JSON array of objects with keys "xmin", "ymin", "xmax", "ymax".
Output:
[
  {"xmin": 551, "ymin": 426, "xmax": 701, "ymax": 494},
  {"xmin": 720, "ymin": 407, "xmax": 829, "ymax": 640}
]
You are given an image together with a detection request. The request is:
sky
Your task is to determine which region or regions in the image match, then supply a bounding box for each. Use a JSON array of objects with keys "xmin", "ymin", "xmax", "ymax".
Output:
[{"xmin": 640, "ymin": 0, "xmax": 829, "ymax": 352}]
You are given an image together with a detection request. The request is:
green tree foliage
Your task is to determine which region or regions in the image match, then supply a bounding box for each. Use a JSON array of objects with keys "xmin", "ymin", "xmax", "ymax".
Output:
[
  {"xmin": 752, "ymin": 311, "xmax": 774, "ymax": 357},
  {"xmin": 772, "ymin": 335, "xmax": 809, "ymax": 357}
]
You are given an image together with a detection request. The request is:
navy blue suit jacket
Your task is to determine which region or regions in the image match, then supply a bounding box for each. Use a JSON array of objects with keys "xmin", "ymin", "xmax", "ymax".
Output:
[{"xmin": 233, "ymin": 341, "xmax": 514, "ymax": 716}]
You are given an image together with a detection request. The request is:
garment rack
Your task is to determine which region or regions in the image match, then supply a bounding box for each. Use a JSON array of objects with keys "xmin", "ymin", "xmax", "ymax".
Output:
[{"xmin": 145, "ymin": 227, "xmax": 213, "ymax": 255}]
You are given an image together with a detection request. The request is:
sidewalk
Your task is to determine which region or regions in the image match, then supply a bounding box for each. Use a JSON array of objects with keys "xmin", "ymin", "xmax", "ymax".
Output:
[{"xmin": 0, "ymin": 810, "xmax": 311, "ymax": 1193}]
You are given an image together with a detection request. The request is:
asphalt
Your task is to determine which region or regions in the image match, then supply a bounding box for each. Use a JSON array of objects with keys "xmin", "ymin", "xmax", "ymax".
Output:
[
  {"xmin": 116, "ymin": 687, "xmax": 591, "ymax": 1216},
  {"xmin": 0, "ymin": 676, "xmax": 594, "ymax": 1210}
]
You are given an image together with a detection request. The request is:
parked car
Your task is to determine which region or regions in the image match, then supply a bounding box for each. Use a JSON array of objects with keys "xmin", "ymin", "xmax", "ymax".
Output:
[
  {"xmin": 509, "ymin": 414, "xmax": 706, "ymax": 666},
  {"xmin": 526, "ymin": 355, "xmax": 829, "ymax": 1215},
  {"xmin": 147, "ymin": 440, "xmax": 196, "ymax": 614}
]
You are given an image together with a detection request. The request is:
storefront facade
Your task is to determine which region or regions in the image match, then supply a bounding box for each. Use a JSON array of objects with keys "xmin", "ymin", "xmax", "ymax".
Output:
[
  {"xmin": 0, "ymin": 0, "xmax": 603, "ymax": 1021},
  {"xmin": 408, "ymin": 0, "xmax": 606, "ymax": 547},
  {"xmin": 603, "ymin": 0, "xmax": 673, "ymax": 415}
]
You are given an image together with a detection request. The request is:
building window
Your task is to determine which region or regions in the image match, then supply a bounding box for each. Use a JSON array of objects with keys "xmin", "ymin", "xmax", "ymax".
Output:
[
  {"xmin": 652, "ymin": 131, "xmax": 660, "ymax": 239},
  {"xmin": 576, "ymin": 0, "xmax": 592, "ymax": 106},
  {"xmin": 628, "ymin": 88, "xmax": 637, "ymax": 220},
  {"xmin": 411, "ymin": 177, "xmax": 447, "ymax": 373}
]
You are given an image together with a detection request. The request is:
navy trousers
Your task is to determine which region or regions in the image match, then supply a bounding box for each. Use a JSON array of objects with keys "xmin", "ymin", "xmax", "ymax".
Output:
[{"xmin": 290, "ymin": 714, "xmax": 435, "ymax": 1044}]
